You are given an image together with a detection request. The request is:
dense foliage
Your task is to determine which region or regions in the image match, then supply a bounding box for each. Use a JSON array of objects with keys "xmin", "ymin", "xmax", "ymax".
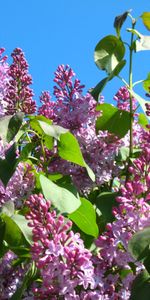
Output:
[{"xmin": 1, "ymin": 10, "xmax": 150, "ymax": 300}]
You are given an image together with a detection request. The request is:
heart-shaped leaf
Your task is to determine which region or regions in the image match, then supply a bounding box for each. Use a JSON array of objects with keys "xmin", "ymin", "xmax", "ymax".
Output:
[
  {"xmin": 39, "ymin": 174, "xmax": 81, "ymax": 214},
  {"xmin": 94, "ymin": 35, "xmax": 125, "ymax": 74}
]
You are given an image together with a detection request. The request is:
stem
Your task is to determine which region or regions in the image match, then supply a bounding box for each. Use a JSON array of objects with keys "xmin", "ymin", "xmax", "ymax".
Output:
[
  {"xmin": 125, "ymin": 19, "xmax": 136, "ymax": 182},
  {"xmin": 117, "ymin": 75, "xmax": 129, "ymax": 87},
  {"xmin": 132, "ymin": 79, "xmax": 144, "ymax": 87},
  {"xmin": 129, "ymin": 20, "xmax": 136, "ymax": 158}
]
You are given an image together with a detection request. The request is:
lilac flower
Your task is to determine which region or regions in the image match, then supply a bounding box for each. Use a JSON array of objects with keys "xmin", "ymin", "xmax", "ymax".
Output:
[
  {"xmin": 114, "ymin": 86, "xmax": 137, "ymax": 112},
  {"xmin": 3, "ymin": 48, "xmax": 36, "ymax": 115},
  {"xmin": 26, "ymin": 194, "xmax": 95, "ymax": 299},
  {"xmin": 0, "ymin": 162, "xmax": 34, "ymax": 208},
  {"xmin": 0, "ymin": 48, "xmax": 10, "ymax": 116},
  {"xmin": 0, "ymin": 251, "xmax": 25, "ymax": 299},
  {"xmin": 38, "ymin": 65, "xmax": 124, "ymax": 194},
  {"xmin": 93, "ymin": 131, "xmax": 150, "ymax": 299}
]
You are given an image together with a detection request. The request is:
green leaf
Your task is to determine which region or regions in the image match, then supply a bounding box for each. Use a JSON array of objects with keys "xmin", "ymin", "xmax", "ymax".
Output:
[
  {"xmin": 94, "ymin": 35, "xmax": 125, "ymax": 74},
  {"xmin": 90, "ymin": 60, "xmax": 126, "ymax": 101},
  {"xmin": 94, "ymin": 192, "xmax": 118, "ymax": 232},
  {"xmin": 96, "ymin": 103, "xmax": 130, "ymax": 138},
  {"xmin": 117, "ymin": 146, "xmax": 129, "ymax": 161},
  {"xmin": 0, "ymin": 143, "xmax": 18, "ymax": 186},
  {"xmin": 19, "ymin": 143, "xmax": 34, "ymax": 160},
  {"xmin": 1, "ymin": 212, "xmax": 32, "ymax": 247},
  {"xmin": 127, "ymin": 28, "xmax": 142, "ymax": 39},
  {"xmin": 7, "ymin": 112, "xmax": 24, "ymax": 143},
  {"xmin": 1, "ymin": 214, "xmax": 23, "ymax": 247},
  {"xmin": 30, "ymin": 116, "xmax": 54, "ymax": 150},
  {"xmin": 56, "ymin": 175, "xmax": 79, "ymax": 198},
  {"xmin": 128, "ymin": 88, "xmax": 150, "ymax": 121},
  {"xmin": 1, "ymin": 200, "xmax": 14, "ymax": 217},
  {"xmin": 114, "ymin": 11, "xmax": 129, "ymax": 37},
  {"xmin": 138, "ymin": 113, "xmax": 149, "ymax": 129},
  {"xmin": 38, "ymin": 121, "xmax": 68, "ymax": 140},
  {"xmin": 58, "ymin": 132, "xmax": 95, "ymax": 181},
  {"xmin": 136, "ymin": 35, "xmax": 150, "ymax": 51},
  {"xmin": 90, "ymin": 77, "xmax": 108, "ymax": 101},
  {"xmin": 69, "ymin": 197, "xmax": 99, "ymax": 237},
  {"xmin": 11, "ymin": 214, "xmax": 33, "ymax": 245},
  {"xmin": 141, "ymin": 12, "xmax": 150, "ymax": 31},
  {"xmin": 43, "ymin": 135, "xmax": 53, "ymax": 150},
  {"xmin": 30, "ymin": 115, "xmax": 52, "ymax": 136},
  {"xmin": 0, "ymin": 218, "xmax": 6, "ymax": 249},
  {"xmin": 39, "ymin": 174, "xmax": 81, "ymax": 214},
  {"xmin": 0, "ymin": 113, "xmax": 24, "ymax": 144},
  {"xmin": 130, "ymin": 270, "xmax": 150, "ymax": 300},
  {"xmin": 127, "ymin": 28, "xmax": 150, "ymax": 52},
  {"xmin": 143, "ymin": 73, "xmax": 150, "ymax": 93},
  {"xmin": 0, "ymin": 115, "xmax": 11, "ymax": 143},
  {"xmin": 48, "ymin": 173, "xmax": 63, "ymax": 182},
  {"xmin": 128, "ymin": 227, "xmax": 150, "ymax": 261}
]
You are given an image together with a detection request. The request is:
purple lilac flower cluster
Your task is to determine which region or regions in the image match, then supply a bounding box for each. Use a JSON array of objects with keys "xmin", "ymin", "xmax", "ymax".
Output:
[
  {"xmin": 3, "ymin": 48, "xmax": 36, "ymax": 115},
  {"xmin": 26, "ymin": 193, "xmax": 95, "ymax": 299},
  {"xmin": 0, "ymin": 162, "xmax": 34, "ymax": 208},
  {"xmin": 25, "ymin": 131, "xmax": 150, "ymax": 299},
  {"xmin": 92, "ymin": 130, "xmax": 150, "ymax": 299},
  {"xmin": 114, "ymin": 86, "xmax": 137, "ymax": 112},
  {"xmin": 0, "ymin": 48, "xmax": 10, "ymax": 116},
  {"xmin": 0, "ymin": 251, "xmax": 25, "ymax": 299},
  {"xmin": 39, "ymin": 65, "xmax": 124, "ymax": 194}
]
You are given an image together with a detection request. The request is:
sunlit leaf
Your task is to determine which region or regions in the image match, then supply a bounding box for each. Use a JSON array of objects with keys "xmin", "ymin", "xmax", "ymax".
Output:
[
  {"xmin": 141, "ymin": 12, "xmax": 150, "ymax": 31},
  {"xmin": 69, "ymin": 197, "xmax": 99, "ymax": 237},
  {"xmin": 143, "ymin": 73, "xmax": 150, "ymax": 93},
  {"xmin": 136, "ymin": 35, "xmax": 150, "ymax": 51},
  {"xmin": 58, "ymin": 132, "xmax": 95, "ymax": 181},
  {"xmin": 94, "ymin": 35, "xmax": 125, "ymax": 74},
  {"xmin": 38, "ymin": 121, "xmax": 68, "ymax": 140},
  {"xmin": 138, "ymin": 113, "xmax": 149, "ymax": 129},
  {"xmin": 7, "ymin": 112, "xmax": 24, "ymax": 143},
  {"xmin": 1, "ymin": 200, "xmax": 14, "ymax": 217},
  {"xmin": 0, "ymin": 113, "xmax": 24, "ymax": 144},
  {"xmin": 40, "ymin": 174, "xmax": 81, "ymax": 214},
  {"xmin": 12, "ymin": 214, "xmax": 33, "ymax": 245}
]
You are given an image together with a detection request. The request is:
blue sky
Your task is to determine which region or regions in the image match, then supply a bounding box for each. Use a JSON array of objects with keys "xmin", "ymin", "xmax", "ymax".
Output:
[{"xmin": 1, "ymin": 1, "xmax": 150, "ymax": 105}]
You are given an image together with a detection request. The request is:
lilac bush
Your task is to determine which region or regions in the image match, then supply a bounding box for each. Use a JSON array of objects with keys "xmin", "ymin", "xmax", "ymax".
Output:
[{"xmin": 1, "ymin": 9, "xmax": 150, "ymax": 300}]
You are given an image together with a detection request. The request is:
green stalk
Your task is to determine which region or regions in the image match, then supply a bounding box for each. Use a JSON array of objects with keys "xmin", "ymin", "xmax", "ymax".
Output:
[
  {"xmin": 128, "ymin": 19, "xmax": 136, "ymax": 158},
  {"xmin": 125, "ymin": 18, "xmax": 136, "ymax": 183}
]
